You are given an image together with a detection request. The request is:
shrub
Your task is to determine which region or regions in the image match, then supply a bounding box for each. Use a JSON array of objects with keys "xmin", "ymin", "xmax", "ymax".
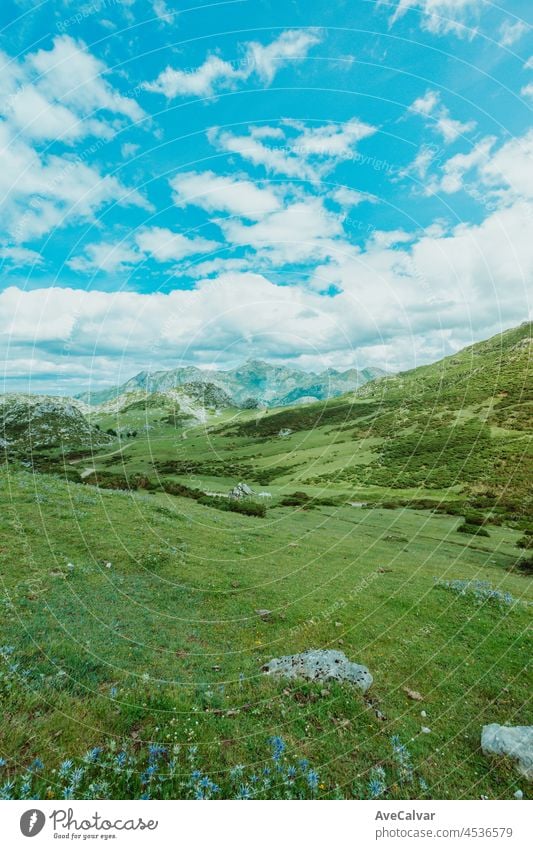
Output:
[{"xmin": 457, "ymin": 521, "xmax": 489, "ymax": 537}]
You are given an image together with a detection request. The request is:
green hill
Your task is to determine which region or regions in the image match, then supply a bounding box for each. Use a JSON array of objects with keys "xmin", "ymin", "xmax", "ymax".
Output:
[{"xmin": 0, "ymin": 322, "xmax": 531, "ymax": 800}]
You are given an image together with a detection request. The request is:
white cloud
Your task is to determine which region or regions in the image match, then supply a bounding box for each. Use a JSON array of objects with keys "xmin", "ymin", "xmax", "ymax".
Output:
[
  {"xmin": 331, "ymin": 187, "xmax": 376, "ymax": 207},
  {"xmin": 135, "ymin": 227, "xmax": 220, "ymax": 262},
  {"xmin": 410, "ymin": 90, "xmax": 440, "ymax": 115},
  {"xmin": 144, "ymin": 28, "xmax": 321, "ymax": 98},
  {"xmin": 521, "ymin": 82, "xmax": 533, "ymax": 100},
  {"xmin": 121, "ymin": 142, "xmax": 140, "ymax": 158},
  {"xmin": 0, "ymin": 37, "xmax": 148, "ymax": 250},
  {"xmin": 429, "ymin": 130, "xmax": 533, "ymax": 201},
  {"xmin": 29, "ymin": 36, "xmax": 144, "ymax": 121},
  {"xmin": 67, "ymin": 241, "xmax": 141, "ymax": 274},
  {"xmin": 209, "ymin": 118, "xmax": 377, "ymax": 179},
  {"xmin": 152, "ymin": 0, "xmax": 174, "ymax": 22},
  {"xmin": 68, "ymin": 227, "xmax": 220, "ymax": 273},
  {"xmin": 0, "ymin": 246, "xmax": 43, "ymax": 267},
  {"xmin": 408, "ymin": 89, "xmax": 476, "ymax": 143},
  {"xmin": 0, "ymin": 123, "xmax": 149, "ymax": 245},
  {"xmin": 170, "ymin": 170, "xmax": 281, "ymax": 219},
  {"xmin": 245, "ymin": 29, "xmax": 322, "ymax": 85},
  {"xmin": 387, "ymin": 0, "xmax": 482, "ymax": 37},
  {"xmin": 499, "ymin": 20, "xmax": 528, "ymax": 48},
  {"xmin": 219, "ymin": 198, "xmax": 346, "ymax": 264}
]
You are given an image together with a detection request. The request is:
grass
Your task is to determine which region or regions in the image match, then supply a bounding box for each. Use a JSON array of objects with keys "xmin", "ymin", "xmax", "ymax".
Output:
[
  {"xmin": 0, "ymin": 322, "xmax": 531, "ymax": 800},
  {"xmin": 0, "ymin": 464, "xmax": 530, "ymax": 800}
]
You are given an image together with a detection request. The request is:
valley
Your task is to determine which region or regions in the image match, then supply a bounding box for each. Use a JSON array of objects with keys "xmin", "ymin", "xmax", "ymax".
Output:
[{"xmin": 0, "ymin": 323, "xmax": 531, "ymax": 800}]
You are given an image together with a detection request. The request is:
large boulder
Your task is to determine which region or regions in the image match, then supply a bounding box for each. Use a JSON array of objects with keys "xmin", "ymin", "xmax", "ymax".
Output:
[
  {"xmin": 481, "ymin": 724, "xmax": 533, "ymax": 781},
  {"xmin": 262, "ymin": 649, "xmax": 372, "ymax": 692},
  {"xmin": 229, "ymin": 482, "xmax": 254, "ymax": 499}
]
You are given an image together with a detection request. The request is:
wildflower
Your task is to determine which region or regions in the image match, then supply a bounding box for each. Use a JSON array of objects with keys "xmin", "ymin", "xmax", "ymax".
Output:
[
  {"xmin": 30, "ymin": 758, "xmax": 44, "ymax": 771},
  {"xmin": 269, "ymin": 736, "xmax": 286, "ymax": 761},
  {"xmin": 70, "ymin": 768, "xmax": 84, "ymax": 786},
  {"xmin": 20, "ymin": 777, "xmax": 32, "ymax": 797},
  {"xmin": 229, "ymin": 764, "xmax": 244, "ymax": 780},
  {"xmin": 368, "ymin": 777, "xmax": 385, "ymax": 798},
  {"xmin": 0, "ymin": 780, "xmax": 14, "ymax": 800},
  {"xmin": 286, "ymin": 765, "xmax": 296, "ymax": 781},
  {"xmin": 109, "ymin": 687, "xmax": 118, "ymax": 697},
  {"xmin": 115, "ymin": 752, "xmax": 127, "ymax": 768},
  {"xmin": 62, "ymin": 786, "xmax": 74, "ymax": 799},
  {"xmin": 148, "ymin": 744, "xmax": 166, "ymax": 761},
  {"xmin": 190, "ymin": 770, "xmax": 202, "ymax": 782},
  {"xmin": 236, "ymin": 784, "xmax": 252, "ymax": 799},
  {"xmin": 306, "ymin": 770, "xmax": 319, "ymax": 792},
  {"xmin": 84, "ymin": 747, "xmax": 102, "ymax": 764},
  {"xmin": 58, "ymin": 759, "xmax": 73, "ymax": 778},
  {"xmin": 0, "ymin": 758, "xmax": 6, "ymax": 768},
  {"xmin": 298, "ymin": 758, "xmax": 309, "ymax": 771}
]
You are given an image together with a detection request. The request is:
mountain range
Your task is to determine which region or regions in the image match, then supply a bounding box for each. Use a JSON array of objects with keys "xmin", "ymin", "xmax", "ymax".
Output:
[{"xmin": 76, "ymin": 360, "xmax": 388, "ymax": 408}]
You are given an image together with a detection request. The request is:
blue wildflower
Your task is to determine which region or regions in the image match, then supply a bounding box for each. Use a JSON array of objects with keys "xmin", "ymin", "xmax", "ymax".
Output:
[
  {"xmin": 0, "ymin": 758, "xmax": 6, "ymax": 768},
  {"xmin": 236, "ymin": 784, "xmax": 251, "ymax": 800},
  {"xmin": 30, "ymin": 758, "xmax": 44, "ymax": 771},
  {"xmin": 70, "ymin": 767, "xmax": 84, "ymax": 786},
  {"xmin": 84, "ymin": 747, "xmax": 102, "ymax": 764},
  {"xmin": 58, "ymin": 759, "xmax": 73, "ymax": 778},
  {"xmin": 286, "ymin": 766, "xmax": 296, "ymax": 781},
  {"xmin": 269, "ymin": 736, "xmax": 286, "ymax": 760},
  {"xmin": 115, "ymin": 752, "xmax": 127, "ymax": 768},
  {"xmin": 368, "ymin": 777, "xmax": 385, "ymax": 798},
  {"xmin": 306, "ymin": 770, "xmax": 319, "ymax": 792},
  {"xmin": 0, "ymin": 780, "xmax": 14, "ymax": 800}
]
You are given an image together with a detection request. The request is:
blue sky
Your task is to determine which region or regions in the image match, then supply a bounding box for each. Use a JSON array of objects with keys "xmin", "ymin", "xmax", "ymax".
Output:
[{"xmin": 0, "ymin": 0, "xmax": 531, "ymax": 392}]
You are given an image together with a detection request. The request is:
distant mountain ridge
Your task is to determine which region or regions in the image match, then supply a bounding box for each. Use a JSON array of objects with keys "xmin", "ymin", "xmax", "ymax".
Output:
[{"xmin": 77, "ymin": 359, "xmax": 388, "ymax": 408}]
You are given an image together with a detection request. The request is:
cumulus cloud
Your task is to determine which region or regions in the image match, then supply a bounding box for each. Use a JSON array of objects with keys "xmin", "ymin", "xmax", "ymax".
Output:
[
  {"xmin": 428, "ymin": 129, "xmax": 533, "ymax": 201},
  {"xmin": 68, "ymin": 227, "xmax": 221, "ymax": 273},
  {"xmin": 408, "ymin": 89, "xmax": 476, "ymax": 143},
  {"xmin": 170, "ymin": 170, "xmax": 282, "ymax": 219},
  {"xmin": 2, "ymin": 192, "xmax": 530, "ymax": 390},
  {"xmin": 0, "ymin": 36, "xmax": 148, "ymax": 251},
  {"xmin": 144, "ymin": 29, "xmax": 321, "ymax": 98},
  {"xmin": 208, "ymin": 118, "xmax": 377, "ymax": 179}
]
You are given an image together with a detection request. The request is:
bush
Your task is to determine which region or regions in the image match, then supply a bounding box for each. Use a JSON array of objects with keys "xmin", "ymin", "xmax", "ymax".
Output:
[
  {"xmin": 457, "ymin": 521, "xmax": 490, "ymax": 537},
  {"xmin": 514, "ymin": 555, "xmax": 533, "ymax": 575},
  {"xmin": 463, "ymin": 511, "xmax": 486, "ymax": 526},
  {"xmin": 516, "ymin": 532, "xmax": 533, "ymax": 550}
]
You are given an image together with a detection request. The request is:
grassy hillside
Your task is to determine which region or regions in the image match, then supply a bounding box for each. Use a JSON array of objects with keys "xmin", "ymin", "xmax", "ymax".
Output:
[{"xmin": 0, "ymin": 323, "xmax": 531, "ymax": 800}]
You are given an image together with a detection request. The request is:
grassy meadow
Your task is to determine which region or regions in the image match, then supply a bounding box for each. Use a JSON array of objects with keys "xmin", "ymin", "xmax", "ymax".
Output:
[{"xmin": 0, "ymin": 324, "xmax": 531, "ymax": 800}]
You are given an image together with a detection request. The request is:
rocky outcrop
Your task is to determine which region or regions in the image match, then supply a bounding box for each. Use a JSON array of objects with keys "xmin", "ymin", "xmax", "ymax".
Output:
[
  {"xmin": 0, "ymin": 394, "xmax": 110, "ymax": 451},
  {"xmin": 228, "ymin": 482, "xmax": 254, "ymax": 499},
  {"xmin": 262, "ymin": 649, "xmax": 372, "ymax": 692}
]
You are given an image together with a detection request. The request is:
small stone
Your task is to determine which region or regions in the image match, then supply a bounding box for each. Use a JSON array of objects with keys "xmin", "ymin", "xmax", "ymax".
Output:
[
  {"xmin": 421, "ymin": 710, "xmax": 427, "ymax": 717},
  {"xmin": 256, "ymin": 609, "xmax": 272, "ymax": 619},
  {"xmin": 105, "ymin": 562, "xmax": 112, "ymax": 569},
  {"xmin": 403, "ymin": 687, "xmax": 424, "ymax": 701},
  {"xmin": 514, "ymin": 789, "xmax": 523, "ymax": 799},
  {"xmin": 421, "ymin": 726, "xmax": 431, "ymax": 734},
  {"xmin": 335, "ymin": 622, "xmax": 342, "ymax": 628}
]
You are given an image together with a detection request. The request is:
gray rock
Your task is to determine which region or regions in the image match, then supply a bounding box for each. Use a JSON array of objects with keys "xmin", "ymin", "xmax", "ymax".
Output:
[
  {"xmin": 229, "ymin": 482, "xmax": 254, "ymax": 499},
  {"xmin": 262, "ymin": 649, "xmax": 372, "ymax": 692},
  {"xmin": 481, "ymin": 724, "xmax": 533, "ymax": 781}
]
